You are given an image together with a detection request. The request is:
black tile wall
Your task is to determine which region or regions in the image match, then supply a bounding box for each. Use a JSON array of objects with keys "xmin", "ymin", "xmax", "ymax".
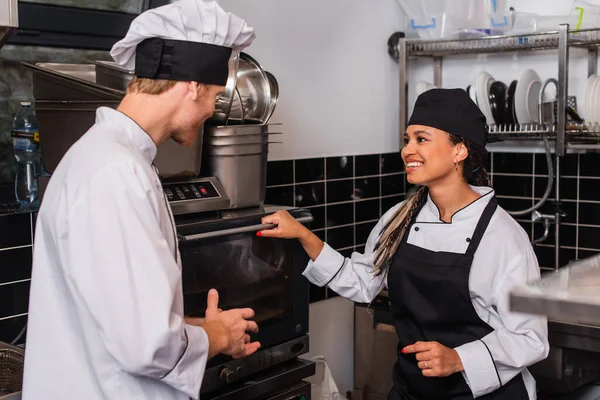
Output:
[
  {"xmin": 326, "ymin": 156, "xmax": 353, "ymax": 180},
  {"xmin": 0, "ymin": 281, "xmax": 30, "ymax": 319},
  {"xmin": 355, "ymin": 155, "xmax": 380, "ymax": 177},
  {"xmin": 354, "ymin": 177, "xmax": 380, "ymax": 200},
  {"xmin": 494, "ymin": 153, "xmax": 534, "ymax": 174},
  {"xmin": 327, "ymin": 203, "xmax": 354, "ymax": 227},
  {"xmin": 266, "ymin": 153, "xmax": 407, "ymax": 303},
  {"xmin": 266, "ymin": 160, "xmax": 293, "ymax": 186},
  {"xmin": 381, "ymin": 153, "xmax": 403, "ymax": 174},
  {"xmin": 356, "ymin": 199, "xmax": 380, "ymax": 223},
  {"xmin": 0, "ymin": 315, "xmax": 27, "ymax": 345},
  {"xmin": 265, "ymin": 185, "xmax": 294, "ymax": 206},
  {"xmin": 295, "ymin": 158, "xmax": 324, "ymax": 183},
  {"xmin": 294, "ymin": 183, "xmax": 325, "ymax": 207},
  {"xmin": 0, "ymin": 211, "xmax": 33, "ymax": 343},
  {"xmin": 327, "ymin": 226, "xmax": 354, "ymax": 250},
  {"xmin": 327, "ymin": 179, "xmax": 354, "ymax": 204},
  {"xmin": 0, "ymin": 213, "xmax": 31, "ymax": 248},
  {"xmin": 0, "ymin": 247, "xmax": 33, "ymax": 283},
  {"xmin": 490, "ymin": 152, "xmax": 600, "ymax": 270}
]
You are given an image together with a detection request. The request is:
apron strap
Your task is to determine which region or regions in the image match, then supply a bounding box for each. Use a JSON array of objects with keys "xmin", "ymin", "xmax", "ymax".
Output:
[{"xmin": 465, "ymin": 196, "xmax": 498, "ymax": 256}]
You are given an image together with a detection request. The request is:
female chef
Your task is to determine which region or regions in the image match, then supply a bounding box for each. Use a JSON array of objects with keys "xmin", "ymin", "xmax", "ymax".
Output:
[{"xmin": 258, "ymin": 88, "xmax": 549, "ymax": 399}]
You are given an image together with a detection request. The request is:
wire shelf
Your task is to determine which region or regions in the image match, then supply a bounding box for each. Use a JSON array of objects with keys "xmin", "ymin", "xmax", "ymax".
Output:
[
  {"xmin": 487, "ymin": 123, "xmax": 600, "ymax": 141},
  {"xmin": 405, "ymin": 28, "xmax": 600, "ymax": 57}
]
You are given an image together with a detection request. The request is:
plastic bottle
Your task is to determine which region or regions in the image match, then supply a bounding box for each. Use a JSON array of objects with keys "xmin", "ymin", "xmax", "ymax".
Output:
[{"xmin": 12, "ymin": 101, "xmax": 42, "ymax": 210}]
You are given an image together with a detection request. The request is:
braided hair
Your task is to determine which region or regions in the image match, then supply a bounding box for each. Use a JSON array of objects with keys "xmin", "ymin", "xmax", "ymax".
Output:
[{"xmin": 372, "ymin": 134, "xmax": 490, "ymax": 276}]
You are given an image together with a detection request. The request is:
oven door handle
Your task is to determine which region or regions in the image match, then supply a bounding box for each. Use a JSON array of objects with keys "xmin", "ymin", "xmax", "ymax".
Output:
[{"xmin": 178, "ymin": 215, "xmax": 314, "ymax": 242}]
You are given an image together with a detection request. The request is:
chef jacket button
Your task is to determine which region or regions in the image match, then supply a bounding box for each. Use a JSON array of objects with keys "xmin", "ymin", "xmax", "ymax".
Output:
[
  {"xmin": 466, "ymin": 237, "xmax": 471, "ymax": 242},
  {"xmin": 414, "ymin": 227, "xmax": 419, "ymax": 232}
]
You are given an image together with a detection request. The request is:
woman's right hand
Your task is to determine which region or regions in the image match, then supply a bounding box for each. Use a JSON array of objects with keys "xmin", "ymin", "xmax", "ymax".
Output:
[
  {"xmin": 257, "ymin": 210, "xmax": 309, "ymax": 239},
  {"xmin": 258, "ymin": 210, "xmax": 325, "ymax": 261}
]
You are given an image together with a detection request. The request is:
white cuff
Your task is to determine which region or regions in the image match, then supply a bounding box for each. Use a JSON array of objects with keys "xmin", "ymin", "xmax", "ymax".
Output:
[
  {"xmin": 160, "ymin": 324, "xmax": 209, "ymax": 400},
  {"xmin": 455, "ymin": 339, "xmax": 501, "ymax": 398},
  {"xmin": 302, "ymin": 243, "xmax": 346, "ymax": 286}
]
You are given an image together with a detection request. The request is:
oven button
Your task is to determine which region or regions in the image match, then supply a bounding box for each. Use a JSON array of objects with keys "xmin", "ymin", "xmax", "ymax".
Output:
[{"xmin": 219, "ymin": 367, "xmax": 235, "ymax": 383}]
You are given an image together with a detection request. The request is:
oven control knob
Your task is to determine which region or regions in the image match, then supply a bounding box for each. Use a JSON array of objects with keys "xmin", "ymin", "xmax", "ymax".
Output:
[
  {"xmin": 236, "ymin": 366, "xmax": 244, "ymax": 376},
  {"xmin": 220, "ymin": 367, "xmax": 235, "ymax": 383}
]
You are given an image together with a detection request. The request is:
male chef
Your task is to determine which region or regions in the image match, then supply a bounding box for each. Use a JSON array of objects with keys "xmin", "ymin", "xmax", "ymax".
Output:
[{"xmin": 22, "ymin": 1, "xmax": 258, "ymax": 399}]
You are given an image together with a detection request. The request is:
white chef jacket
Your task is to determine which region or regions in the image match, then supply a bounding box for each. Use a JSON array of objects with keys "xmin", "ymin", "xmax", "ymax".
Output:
[
  {"xmin": 22, "ymin": 107, "xmax": 209, "ymax": 400},
  {"xmin": 303, "ymin": 186, "xmax": 549, "ymax": 399}
]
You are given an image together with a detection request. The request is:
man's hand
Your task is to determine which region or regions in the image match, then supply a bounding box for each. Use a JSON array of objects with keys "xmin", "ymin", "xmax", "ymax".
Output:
[
  {"xmin": 204, "ymin": 289, "xmax": 261, "ymax": 359},
  {"xmin": 402, "ymin": 341, "xmax": 464, "ymax": 377}
]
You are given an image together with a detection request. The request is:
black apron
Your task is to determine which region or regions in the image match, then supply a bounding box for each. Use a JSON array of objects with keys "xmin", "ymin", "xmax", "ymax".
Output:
[{"xmin": 387, "ymin": 197, "xmax": 528, "ymax": 400}]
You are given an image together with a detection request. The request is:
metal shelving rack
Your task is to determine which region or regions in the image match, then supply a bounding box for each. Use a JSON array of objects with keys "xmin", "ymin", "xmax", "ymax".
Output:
[{"xmin": 388, "ymin": 25, "xmax": 600, "ymax": 270}]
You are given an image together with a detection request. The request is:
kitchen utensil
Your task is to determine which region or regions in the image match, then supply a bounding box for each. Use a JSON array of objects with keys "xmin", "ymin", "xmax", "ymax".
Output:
[
  {"xmin": 515, "ymin": 69, "xmax": 542, "ymax": 124},
  {"xmin": 210, "ymin": 55, "xmax": 240, "ymax": 125},
  {"xmin": 505, "ymin": 80, "xmax": 517, "ymax": 125},
  {"xmin": 205, "ymin": 133, "xmax": 281, "ymax": 146},
  {"xmin": 264, "ymin": 71, "xmax": 279, "ymax": 123},
  {"xmin": 476, "ymin": 71, "xmax": 495, "ymax": 125},
  {"xmin": 94, "ymin": 60, "xmax": 134, "ymax": 91},
  {"xmin": 235, "ymin": 52, "xmax": 271, "ymax": 124},
  {"xmin": 489, "ymin": 80, "xmax": 507, "ymax": 125},
  {"xmin": 202, "ymin": 151, "xmax": 269, "ymax": 209},
  {"xmin": 469, "ymin": 82, "xmax": 478, "ymax": 105},
  {"xmin": 205, "ymin": 123, "xmax": 281, "ymax": 137},
  {"xmin": 205, "ymin": 142, "xmax": 277, "ymax": 156},
  {"xmin": 226, "ymin": 86, "xmax": 246, "ymax": 125}
]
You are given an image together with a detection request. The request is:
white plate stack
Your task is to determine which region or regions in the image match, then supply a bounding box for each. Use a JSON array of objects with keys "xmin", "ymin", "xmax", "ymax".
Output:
[{"xmin": 584, "ymin": 75, "xmax": 600, "ymax": 126}]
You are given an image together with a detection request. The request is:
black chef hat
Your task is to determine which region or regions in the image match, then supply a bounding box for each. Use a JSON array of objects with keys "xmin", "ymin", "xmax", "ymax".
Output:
[{"xmin": 408, "ymin": 88, "xmax": 489, "ymax": 146}]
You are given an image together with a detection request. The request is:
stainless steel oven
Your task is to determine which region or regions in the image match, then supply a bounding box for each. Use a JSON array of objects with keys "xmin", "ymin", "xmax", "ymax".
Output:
[{"xmin": 174, "ymin": 205, "xmax": 313, "ymax": 395}]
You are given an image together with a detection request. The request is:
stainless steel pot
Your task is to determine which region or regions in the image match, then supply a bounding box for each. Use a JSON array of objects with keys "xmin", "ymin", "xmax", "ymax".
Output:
[
  {"xmin": 204, "ymin": 143, "xmax": 273, "ymax": 156},
  {"xmin": 202, "ymin": 151, "xmax": 268, "ymax": 209},
  {"xmin": 205, "ymin": 133, "xmax": 280, "ymax": 146},
  {"xmin": 205, "ymin": 123, "xmax": 281, "ymax": 137}
]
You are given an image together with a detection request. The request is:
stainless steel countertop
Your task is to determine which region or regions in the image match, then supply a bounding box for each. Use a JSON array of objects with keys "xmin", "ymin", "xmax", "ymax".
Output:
[{"xmin": 510, "ymin": 253, "xmax": 600, "ymax": 327}]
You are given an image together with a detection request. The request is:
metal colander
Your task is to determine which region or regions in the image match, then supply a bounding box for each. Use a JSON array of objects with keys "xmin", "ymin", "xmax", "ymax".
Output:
[{"xmin": 0, "ymin": 348, "xmax": 23, "ymax": 396}]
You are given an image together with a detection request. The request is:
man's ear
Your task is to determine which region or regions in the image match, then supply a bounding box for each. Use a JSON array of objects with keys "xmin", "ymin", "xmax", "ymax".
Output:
[{"xmin": 188, "ymin": 81, "xmax": 200, "ymax": 101}]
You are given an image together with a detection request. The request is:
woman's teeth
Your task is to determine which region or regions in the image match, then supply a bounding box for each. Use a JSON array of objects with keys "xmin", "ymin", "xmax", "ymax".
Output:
[{"xmin": 406, "ymin": 162, "xmax": 423, "ymax": 168}]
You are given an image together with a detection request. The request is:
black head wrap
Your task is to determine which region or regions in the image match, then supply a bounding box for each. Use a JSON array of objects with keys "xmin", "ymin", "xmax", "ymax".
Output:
[{"xmin": 408, "ymin": 88, "xmax": 489, "ymax": 146}]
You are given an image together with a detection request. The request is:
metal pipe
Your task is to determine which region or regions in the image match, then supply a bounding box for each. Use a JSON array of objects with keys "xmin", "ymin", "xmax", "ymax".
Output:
[
  {"xmin": 555, "ymin": 156, "xmax": 561, "ymax": 271},
  {"xmin": 554, "ymin": 23, "xmax": 568, "ymax": 270},
  {"xmin": 532, "ymin": 219, "xmax": 551, "ymax": 245},
  {"xmin": 398, "ymin": 33, "xmax": 407, "ymax": 145},
  {"xmin": 433, "ymin": 56, "xmax": 443, "ymax": 88},
  {"xmin": 556, "ymin": 24, "xmax": 569, "ymax": 156},
  {"xmin": 507, "ymin": 133, "xmax": 553, "ymax": 216},
  {"xmin": 588, "ymin": 48, "xmax": 598, "ymax": 78}
]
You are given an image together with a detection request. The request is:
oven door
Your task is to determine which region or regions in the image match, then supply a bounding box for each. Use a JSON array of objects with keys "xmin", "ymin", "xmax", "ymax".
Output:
[{"xmin": 177, "ymin": 208, "xmax": 312, "ymax": 354}]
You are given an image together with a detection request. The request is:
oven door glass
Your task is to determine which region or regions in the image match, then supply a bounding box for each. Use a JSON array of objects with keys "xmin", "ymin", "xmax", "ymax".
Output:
[{"xmin": 180, "ymin": 234, "xmax": 294, "ymax": 329}]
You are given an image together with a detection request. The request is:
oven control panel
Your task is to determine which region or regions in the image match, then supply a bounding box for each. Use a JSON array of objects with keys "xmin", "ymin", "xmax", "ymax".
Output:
[
  {"xmin": 162, "ymin": 177, "xmax": 230, "ymax": 215},
  {"xmin": 163, "ymin": 181, "xmax": 220, "ymax": 202}
]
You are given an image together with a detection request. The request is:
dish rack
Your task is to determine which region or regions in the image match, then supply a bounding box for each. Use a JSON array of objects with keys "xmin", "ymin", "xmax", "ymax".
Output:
[{"xmin": 388, "ymin": 25, "xmax": 600, "ymax": 270}]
